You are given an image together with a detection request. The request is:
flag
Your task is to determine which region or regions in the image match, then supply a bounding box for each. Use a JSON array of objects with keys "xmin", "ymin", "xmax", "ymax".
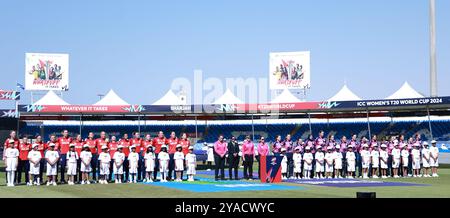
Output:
[
  {"xmin": 260, "ymin": 155, "xmax": 283, "ymax": 183},
  {"xmin": 16, "ymin": 83, "xmax": 25, "ymax": 90}
]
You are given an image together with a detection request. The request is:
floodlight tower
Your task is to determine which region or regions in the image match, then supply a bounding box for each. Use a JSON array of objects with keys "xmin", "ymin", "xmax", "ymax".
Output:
[{"xmin": 429, "ymin": 0, "xmax": 437, "ymax": 97}]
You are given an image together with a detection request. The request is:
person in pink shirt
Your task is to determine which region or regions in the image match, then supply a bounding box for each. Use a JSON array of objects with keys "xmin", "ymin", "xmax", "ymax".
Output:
[
  {"xmin": 242, "ymin": 135, "xmax": 255, "ymax": 180},
  {"xmin": 213, "ymin": 135, "xmax": 228, "ymax": 180},
  {"xmin": 256, "ymin": 136, "xmax": 269, "ymax": 179}
]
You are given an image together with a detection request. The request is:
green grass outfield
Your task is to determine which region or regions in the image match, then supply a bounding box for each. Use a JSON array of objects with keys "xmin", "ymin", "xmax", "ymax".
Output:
[{"xmin": 1, "ymin": 161, "xmax": 449, "ymax": 198}]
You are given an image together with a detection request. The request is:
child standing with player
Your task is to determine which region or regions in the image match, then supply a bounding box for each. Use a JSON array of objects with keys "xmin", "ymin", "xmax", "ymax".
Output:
[
  {"xmin": 370, "ymin": 144, "xmax": 379, "ymax": 178},
  {"xmin": 66, "ymin": 144, "xmax": 79, "ymax": 185},
  {"xmin": 380, "ymin": 144, "xmax": 389, "ymax": 178},
  {"xmin": 45, "ymin": 143, "xmax": 59, "ymax": 186},
  {"xmin": 302, "ymin": 146, "xmax": 313, "ymax": 179},
  {"xmin": 128, "ymin": 145, "xmax": 139, "ymax": 183},
  {"xmin": 333, "ymin": 145, "xmax": 343, "ymax": 178},
  {"xmin": 360, "ymin": 144, "xmax": 371, "ymax": 179},
  {"xmin": 401, "ymin": 144, "xmax": 410, "ymax": 178},
  {"xmin": 99, "ymin": 145, "xmax": 111, "ymax": 184},
  {"xmin": 80, "ymin": 145, "xmax": 92, "ymax": 184},
  {"xmin": 4, "ymin": 140, "xmax": 19, "ymax": 187},
  {"xmin": 411, "ymin": 144, "xmax": 421, "ymax": 177},
  {"xmin": 430, "ymin": 140, "xmax": 439, "ymax": 177},
  {"xmin": 324, "ymin": 146, "xmax": 334, "ymax": 179},
  {"xmin": 280, "ymin": 148, "xmax": 288, "ymax": 180},
  {"xmin": 144, "ymin": 146, "xmax": 155, "ymax": 182},
  {"xmin": 159, "ymin": 145, "xmax": 170, "ymax": 182},
  {"xmin": 293, "ymin": 147, "xmax": 302, "ymax": 179},
  {"xmin": 113, "ymin": 145, "xmax": 125, "ymax": 183},
  {"xmin": 346, "ymin": 145, "xmax": 356, "ymax": 178},
  {"xmin": 421, "ymin": 142, "xmax": 431, "ymax": 177},
  {"xmin": 186, "ymin": 146, "xmax": 197, "ymax": 182},
  {"xmin": 28, "ymin": 144, "xmax": 42, "ymax": 186},
  {"xmin": 174, "ymin": 145, "xmax": 185, "ymax": 182},
  {"xmin": 391, "ymin": 143, "xmax": 401, "ymax": 178},
  {"xmin": 314, "ymin": 146, "xmax": 324, "ymax": 179}
]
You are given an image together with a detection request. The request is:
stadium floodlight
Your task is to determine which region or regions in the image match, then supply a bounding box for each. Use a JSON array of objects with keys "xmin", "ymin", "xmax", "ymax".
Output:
[{"xmin": 430, "ymin": 0, "xmax": 437, "ymax": 97}]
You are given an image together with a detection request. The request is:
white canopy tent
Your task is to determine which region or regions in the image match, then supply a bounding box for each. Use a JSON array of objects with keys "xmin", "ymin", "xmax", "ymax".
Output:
[
  {"xmin": 94, "ymin": 89, "xmax": 129, "ymax": 105},
  {"xmin": 271, "ymin": 89, "xmax": 301, "ymax": 103},
  {"xmin": 386, "ymin": 81, "xmax": 424, "ymax": 99},
  {"xmin": 152, "ymin": 90, "xmax": 183, "ymax": 105},
  {"xmin": 34, "ymin": 90, "xmax": 70, "ymax": 105},
  {"xmin": 328, "ymin": 84, "xmax": 362, "ymax": 101},
  {"xmin": 213, "ymin": 89, "xmax": 244, "ymax": 104}
]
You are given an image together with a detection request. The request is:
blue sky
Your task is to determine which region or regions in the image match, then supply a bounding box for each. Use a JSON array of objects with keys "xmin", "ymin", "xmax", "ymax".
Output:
[{"xmin": 0, "ymin": 0, "xmax": 449, "ymax": 107}]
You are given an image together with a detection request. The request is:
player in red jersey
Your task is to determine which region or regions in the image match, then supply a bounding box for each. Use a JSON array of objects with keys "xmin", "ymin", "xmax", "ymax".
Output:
[
  {"xmin": 34, "ymin": 135, "xmax": 47, "ymax": 182},
  {"xmin": 108, "ymin": 136, "xmax": 119, "ymax": 181},
  {"xmin": 119, "ymin": 133, "xmax": 131, "ymax": 181},
  {"xmin": 58, "ymin": 130, "xmax": 72, "ymax": 184},
  {"xmin": 178, "ymin": 133, "xmax": 191, "ymax": 179},
  {"xmin": 179, "ymin": 133, "xmax": 191, "ymax": 155},
  {"xmin": 152, "ymin": 131, "xmax": 167, "ymax": 180},
  {"xmin": 17, "ymin": 136, "xmax": 31, "ymax": 184},
  {"xmin": 166, "ymin": 131, "xmax": 179, "ymax": 181},
  {"xmin": 84, "ymin": 132, "xmax": 97, "ymax": 182},
  {"xmin": 95, "ymin": 131, "xmax": 108, "ymax": 182},
  {"xmin": 3, "ymin": 130, "xmax": 19, "ymax": 149},
  {"xmin": 131, "ymin": 132, "xmax": 143, "ymax": 181},
  {"xmin": 73, "ymin": 134, "xmax": 84, "ymax": 183}
]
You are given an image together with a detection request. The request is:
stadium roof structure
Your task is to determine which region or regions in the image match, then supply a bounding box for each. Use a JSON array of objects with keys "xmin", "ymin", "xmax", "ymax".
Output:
[
  {"xmin": 94, "ymin": 89, "xmax": 129, "ymax": 105},
  {"xmin": 213, "ymin": 89, "xmax": 244, "ymax": 104},
  {"xmin": 152, "ymin": 90, "xmax": 182, "ymax": 105},
  {"xmin": 270, "ymin": 89, "xmax": 301, "ymax": 103},
  {"xmin": 34, "ymin": 90, "xmax": 70, "ymax": 105},
  {"xmin": 328, "ymin": 84, "xmax": 362, "ymax": 101},
  {"xmin": 386, "ymin": 81, "xmax": 424, "ymax": 99}
]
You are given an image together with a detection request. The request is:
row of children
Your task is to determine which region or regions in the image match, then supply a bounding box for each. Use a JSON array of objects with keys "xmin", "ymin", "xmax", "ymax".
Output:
[
  {"xmin": 3, "ymin": 139, "xmax": 197, "ymax": 187},
  {"xmin": 279, "ymin": 140, "xmax": 440, "ymax": 180}
]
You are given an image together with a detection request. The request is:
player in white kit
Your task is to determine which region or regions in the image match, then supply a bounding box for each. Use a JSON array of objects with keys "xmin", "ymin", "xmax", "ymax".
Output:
[
  {"xmin": 144, "ymin": 146, "xmax": 155, "ymax": 182},
  {"xmin": 401, "ymin": 145, "xmax": 410, "ymax": 178},
  {"xmin": 99, "ymin": 145, "xmax": 111, "ymax": 184},
  {"xmin": 391, "ymin": 144, "xmax": 401, "ymax": 178},
  {"xmin": 370, "ymin": 144, "xmax": 379, "ymax": 178},
  {"xmin": 113, "ymin": 145, "xmax": 125, "ymax": 183},
  {"xmin": 174, "ymin": 145, "xmax": 185, "ymax": 182},
  {"xmin": 333, "ymin": 145, "xmax": 343, "ymax": 178},
  {"xmin": 4, "ymin": 140, "xmax": 19, "ymax": 187},
  {"xmin": 128, "ymin": 145, "xmax": 139, "ymax": 183},
  {"xmin": 411, "ymin": 144, "xmax": 421, "ymax": 177},
  {"xmin": 302, "ymin": 146, "xmax": 313, "ymax": 179},
  {"xmin": 45, "ymin": 143, "xmax": 59, "ymax": 186},
  {"xmin": 314, "ymin": 146, "xmax": 324, "ymax": 179},
  {"xmin": 66, "ymin": 144, "xmax": 79, "ymax": 185},
  {"xmin": 28, "ymin": 144, "xmax": 42, "ymax": 186},
  {"xmin": 280, "ymin": 148, "xmax": 288, "ymax": 180},
  {"xmin": 158, "ymin": 145, "xmax": 170, "ymax": 182},
  {"xmin": 421, "ymin": 142, "xmax": 431, "ymax": 177},
  {"xmin": 360, "ymin": 144, "xmax": 371, "ymax": 179},
  {"xmin": 379, "ymin": 144, "xmax": 389, "ymax": 178},
  {"xmin": 80, "ymin": 145, "xmax": 92, "ymax": 184},
  {"xmin": 324, "ymin": 147, "xmax": 334, "ymax": 179},
  {"xmin": 185, "ymin": 146, "xmax": 197, "ymax": 182},
  {"xmin": 293, "ymin": 147, "xmax": 302, "ymax": 179},
  {"xmin": 429, "ymin": 140, "xmax": 439, "ymax": 177},
  {"xmin": 345, "ymin": 146, "xmax": 356, "ymax": 178}
]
